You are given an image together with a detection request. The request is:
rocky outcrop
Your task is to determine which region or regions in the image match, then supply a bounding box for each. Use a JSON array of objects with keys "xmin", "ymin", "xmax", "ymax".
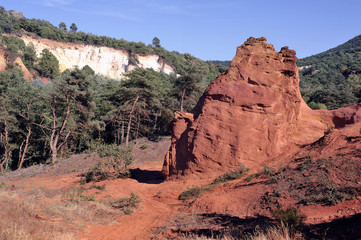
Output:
[
  {"xmin": 162, "ymin": 37, "xmax": 361, "ymax": 179},
  {"xmin": 19, "ymin": 35, "xmax": 175, "ymax": 79}
]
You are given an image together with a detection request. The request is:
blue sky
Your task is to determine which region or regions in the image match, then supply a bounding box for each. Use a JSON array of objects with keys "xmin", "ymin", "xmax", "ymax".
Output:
[{"xmin": 1, "ymin": 0, "xmax": 360, "ymax": 60}]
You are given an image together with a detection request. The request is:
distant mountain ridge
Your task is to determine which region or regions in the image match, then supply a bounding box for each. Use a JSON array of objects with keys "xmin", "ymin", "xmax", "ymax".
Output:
[
  {"xmin": 210, "ymin": 60, "xmax": 231, "ymax": 67},
  {"xmin": 297, "ymin": 34, "xmax": 361, "ymax": 67}
]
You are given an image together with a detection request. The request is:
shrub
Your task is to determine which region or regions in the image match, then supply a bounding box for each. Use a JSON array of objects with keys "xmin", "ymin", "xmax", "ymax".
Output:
[
  {"xmin": 83, "ymin": 142, "xmax": 134, "ymax": 183},
  {"xmin": 244, "ymin": 174, "xmax": 257, "ymax": 182},
  {"xmin": 62, "ymin": 185, "xmax": 95, "ymax": 203},
  {"xmin": 299, "ymin": 183, "xmax": 355, "ymax": 206},
  {"xmin": 260, "ymin": 165, "xmax": 286, "ymax": 183},
  {"xmin": 212, "ymin": 164, "xmax": 248, "ymax": 184},
  {"xmin": 139, "ymin": 144, "xmax": 149, "ymax": 150},
  {"xmin": 296, "ymin": 158, "xmax": 312, "ymax": 171},
  {"xmin": 178, "ymin": 186, "xmax": 213, "ymax": 201},
  {"xmin": 108, "ymin": 193, "xmax": 141, "ymax": 215},
  {"xmin": 271, "ymin": 207, "xmax": 305, "ymax": 228},
  {"xmin": 90, "ymin": 184, "xmax": 106, "ymax": 191},
  {"xmin": 263, "ymin": 165, "xmax": 275, "ymax": 178},
  {"xmin": 179, "ymin": 164, "xmax": 248, "ymax": 201}
]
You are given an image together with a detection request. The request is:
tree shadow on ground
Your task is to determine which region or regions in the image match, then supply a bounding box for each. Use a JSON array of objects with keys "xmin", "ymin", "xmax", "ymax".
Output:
[
  {"xmin": 302, "ymin": 213, "xmax": 361, "ymax": 240},
  {"xmin": 174, "ymin": 213, "xmax": 276, "ymax": 239},
  {"xmin": 130, "ymin": 168, "xmax": 164, "ymax": 184}
]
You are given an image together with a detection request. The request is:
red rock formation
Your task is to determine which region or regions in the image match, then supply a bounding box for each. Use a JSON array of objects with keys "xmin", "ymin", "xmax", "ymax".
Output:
[{"xmin": 162, "ymin": 37, "xmax": 361, "ymax": 179}]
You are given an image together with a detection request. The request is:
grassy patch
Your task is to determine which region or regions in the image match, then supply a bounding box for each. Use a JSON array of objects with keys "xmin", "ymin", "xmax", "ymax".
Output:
[
  {"xmin": 179, "ymin": 164, "xmax": 248, "ymax": 201},
  {"xmin": 246, "ymin": 224, "xmax": 292, "ymax": 240},
  {"xmin": 107, "ymin": 193, "xmax": 141, "ymax": 215},
  {"xmin": 62, "ymin": 185, "xmax": 95, "ymax": 203},
  {"xmin": 89, "ymin": 183, "xmax": 106, "ymax": 191},
  {"xmin": 178, "ymin": 185, "xmax": 214, "ymax": 201},
  {"xmin": 299, "ymin": 183, "xmax": 356, "ymax": 206},
  {"xmin": 243, "ymin": 165, "xmax": 285, "ymax": 183},
  {"xmin": 212, "ymin": 164, "xmax": 248, "ymax": 185},
  {"xmin": 243, "ymin": 172, "xmax": 263, "ymax": 182},
  {"xmin": 0, "ymin": 187, "xmax": 75, "ymax": 240}
]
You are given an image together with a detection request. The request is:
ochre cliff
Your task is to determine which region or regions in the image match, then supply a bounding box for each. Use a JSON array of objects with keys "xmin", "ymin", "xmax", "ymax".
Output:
[
  {"xmin": 162, "ymin": 37, "xmax": 361, "ymax": 179},
  {"xmin": 19, "ymin": 35, "xmax": 175, "ymax": 79}
]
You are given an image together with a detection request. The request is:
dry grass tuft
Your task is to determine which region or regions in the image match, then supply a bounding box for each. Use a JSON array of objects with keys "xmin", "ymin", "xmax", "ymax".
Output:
[
  {"xmin": 177, "ymin": 225, "xmax": 293, "ymax": 240},
  {"xmin": 246, "ymin": 224, "xmax": 292, "ymax": 240},
  {"xmin": 177, "ymin": 234, "xmax": 235, "ymax": 240}
]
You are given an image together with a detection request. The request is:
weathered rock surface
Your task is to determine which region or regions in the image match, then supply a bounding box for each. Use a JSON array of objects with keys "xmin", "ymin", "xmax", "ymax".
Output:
[
  {"xmin": 162, "ymin": 37, "xmax": 361, "ymax": 179},
  {"xmin": 19, "ymin": 35, "xmax": 175, "ymax": 79}
]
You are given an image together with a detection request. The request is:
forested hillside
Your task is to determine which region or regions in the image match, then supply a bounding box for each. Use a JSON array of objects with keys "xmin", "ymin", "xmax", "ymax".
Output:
[
  {"xmin": 0, "ymin": 7, "xmax": 228, "ymax": 172},
  {"xmin": 0, "ymin": 65, "xmax": 212, "ymax": 171},
  {"xmin": 298, "ymin": 34, "xmax": 361, "ymax": 109},
  {"xmin": 211, "ymin": 60, "xmax": 231, "ymax": 68}
]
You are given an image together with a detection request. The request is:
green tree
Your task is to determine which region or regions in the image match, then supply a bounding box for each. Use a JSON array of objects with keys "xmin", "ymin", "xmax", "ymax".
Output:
[
  {"xmin": 9, "ymin": 79, "xmax": 42, "ymax": 169},
  {"xmin": 40, "ymin": 68, "xmax": 94, "ymax": 163},
  {"xmin": 152, "ymin": 37, "xmax": 161, "ymax": 48},
  {"xmin": 308, "ymin": 102, "xmax": 328, "ymax": 110},
  {"xmin": 0, "ymin": 69, "xmax": 24, "ymax": 172},
  {"xmin": 22, "ymin": 43, "xmax": 37, "ymax": 69},
  {"xmin": 36, "ymin": 49, "xmax": 59, "ymax": 78},
  {"xmin": 174, "ymin": 57, "xmax": 205, "ymax": 112},
  {"xmin": 82, "ymin": 65, "xmax": 95, "ymax": 76},
  {"xmin": 121, "ymin": 69, "xmax": 175, "ymax": 139},
  {"xmin": 58, "ymin": 22, "xmax": 67, "ymax": 31},
  {"xmin": 70, "ymin": 23, "xmax": 78, "ymax": 32}
]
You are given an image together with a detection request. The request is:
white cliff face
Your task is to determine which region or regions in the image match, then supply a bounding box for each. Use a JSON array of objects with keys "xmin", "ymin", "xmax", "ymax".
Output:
[
  {"xmin": 20, "ymin": 35, "xmax": 175, "ymax": 79},
  {"xmin": 137, "ymin": 55, "xmax": 175, "ymax": 75}
]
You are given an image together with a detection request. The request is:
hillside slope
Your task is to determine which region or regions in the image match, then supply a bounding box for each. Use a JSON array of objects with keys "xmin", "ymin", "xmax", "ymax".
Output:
[{"xmin": 298, "ymin": 34, "xmax": 361, "ymax": 110}]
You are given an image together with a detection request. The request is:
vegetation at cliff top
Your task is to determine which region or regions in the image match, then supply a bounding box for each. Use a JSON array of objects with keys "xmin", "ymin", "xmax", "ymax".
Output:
[{"xmin": 0, "ymin": 7, "xmax": 226, "ymax": 77}]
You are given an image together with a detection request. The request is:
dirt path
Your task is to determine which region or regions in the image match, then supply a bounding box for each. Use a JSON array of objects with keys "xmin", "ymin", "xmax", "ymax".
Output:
[{"xmin": 80, "ymin": 173, "xmax": 184, "ymax": 239}]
